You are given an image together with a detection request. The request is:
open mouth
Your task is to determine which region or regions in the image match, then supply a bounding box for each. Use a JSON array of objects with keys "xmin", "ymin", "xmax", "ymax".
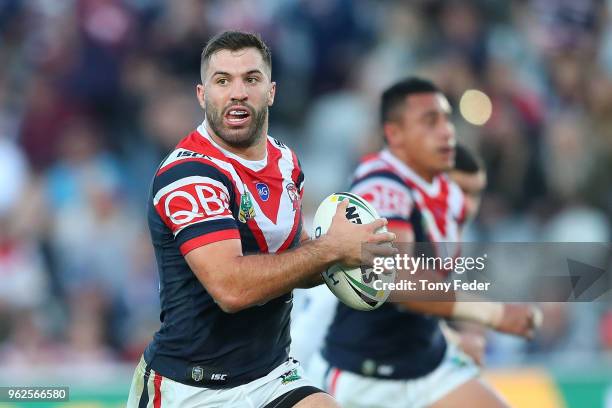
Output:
[
  {"xmin": 439, "ymin": 146, "xmax": 455, "ymax": 157},
  {"xmin": 224, "ymin": 106, "xmax": 252, "ymax": 127}
]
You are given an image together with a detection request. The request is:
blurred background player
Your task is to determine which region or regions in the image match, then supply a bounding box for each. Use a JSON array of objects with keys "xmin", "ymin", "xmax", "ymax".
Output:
[
  {"xmin": 307, "ymin": 77, "xmax": 541, "ymax": 408},
  {"xmin": 126, "ymin": 30, "xmax": 396, "ymax": 408},
  {"xmin": 441, "ymin": 143, "xmax": 489, "ymax": 366},
  {"xmin": 449, "ymin": 144, "xmax": 487, "ymax": 229},
  {"xmin": 289, "ymin": 143, "xmax": 489, "ymax": 369}
]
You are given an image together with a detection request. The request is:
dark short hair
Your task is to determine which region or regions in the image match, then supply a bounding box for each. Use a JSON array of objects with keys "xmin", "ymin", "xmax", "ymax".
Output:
[
  {"xmin": 380, "ymin": 77, "xmax": 440, "ymax": 124},
  {"xmin": 200, "ymin": 30, "xmax": 272, "ymax": 82}
]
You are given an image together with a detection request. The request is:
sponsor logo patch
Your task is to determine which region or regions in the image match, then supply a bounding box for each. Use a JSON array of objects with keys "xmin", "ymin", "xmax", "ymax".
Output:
[
  {"xmin": 239, "ymin": 186, "xmax": 255, "ymax": 223},
  {"xmin": 210, "ymin": 373, "xmax": 228, "ymax": 381},
  {"xmin": 256, "ymin": 182, "xmax": 270, "ymax": 201},
  {"xmin": 153, "ymin": 176, "xmax": 233, "ymax": 235},
  {"xmin": 280, "ymin": 368, "xmax": 301, "ymax": 384}
]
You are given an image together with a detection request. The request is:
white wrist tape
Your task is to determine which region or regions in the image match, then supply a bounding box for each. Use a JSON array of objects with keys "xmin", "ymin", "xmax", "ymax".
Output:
[
  {"xmin": 439, "ymin": 321, "xmax": 461, "ymax": 344},
  {"xmin": 452, "ymin": 302, "xmax": 504, "ymax": 328},
  {"xmin": 531, "ymin": 306, "xmax": 543, "ymax": 329}
]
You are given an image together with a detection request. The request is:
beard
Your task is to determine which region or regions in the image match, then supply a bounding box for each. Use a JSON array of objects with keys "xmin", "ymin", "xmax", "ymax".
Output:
[{"xmin": 205, "ymin": 100, "xmax": 267, "ymax": 149}]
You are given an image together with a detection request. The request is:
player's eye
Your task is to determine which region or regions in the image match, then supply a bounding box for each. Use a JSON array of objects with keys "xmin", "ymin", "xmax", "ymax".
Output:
[
  {"xmin": 217, "ymin": 78, "xmax": 229, "ymax": 85},
  {"xmin": 424, "ymin": 114, "xmax": 437, "ymax": 127},
  {"xmin": 246, "ymin": 77, "xmax": 259, "ymax": 84}
]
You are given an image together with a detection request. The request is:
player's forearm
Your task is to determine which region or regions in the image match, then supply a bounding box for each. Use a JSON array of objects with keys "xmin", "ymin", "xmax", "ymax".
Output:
[
  {"xmin": 296, "ymin": 271, "xmax": 324, "ymax": 289},
  {"xmin": 294, "ymin": 234, "xmax": 325, "ymax": 288},
  {"xmin": 399, "ymin": 301, "xmax": 456, "ymax": 317},
  {"xmin": 399, "ymin": 297, "xmax": 503, "ymax": 328},
  {"xmin": 393, "ymin": 274, "xmax": 501, "ymax": 324},
  {"xmin": 439, "ymin": 321, "xmax": 461, "ymax": 344},
  {"xmin": 216, "ymin": 237, "xmax": 337, "ymax": 312}
]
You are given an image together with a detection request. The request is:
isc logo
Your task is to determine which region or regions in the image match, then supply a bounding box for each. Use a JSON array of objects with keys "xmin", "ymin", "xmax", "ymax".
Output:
[
  {"xmin": 211, "ymin": 373, "xmax": 227, "ymax": 381},
  {"xmin": 176, "ymin": 150, "xmax": 210, "ymax": 159}
]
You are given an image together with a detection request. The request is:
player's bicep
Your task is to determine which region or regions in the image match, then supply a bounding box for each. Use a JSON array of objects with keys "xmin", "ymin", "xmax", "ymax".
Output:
[{"xmin": 185, "ymin": 239, "xmax": 244, "ymax": 311}]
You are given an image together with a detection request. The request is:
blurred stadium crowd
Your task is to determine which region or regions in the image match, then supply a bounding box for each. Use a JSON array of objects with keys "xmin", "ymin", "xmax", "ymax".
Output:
[{"xmin": 0, "ymin": 0, "xmax": 611, "ymax": 379}]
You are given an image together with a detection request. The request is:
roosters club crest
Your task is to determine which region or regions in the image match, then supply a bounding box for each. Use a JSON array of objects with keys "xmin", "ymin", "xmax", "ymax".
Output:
[{"xmin": 286, "ymin": 182, "xmax": 299, "ymax": 211}]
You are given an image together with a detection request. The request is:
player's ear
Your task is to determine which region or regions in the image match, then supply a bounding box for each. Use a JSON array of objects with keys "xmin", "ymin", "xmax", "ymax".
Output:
[
  {"xmin": 267, "ymin": 81, "xmax": 276, "ymax": 106},
  {"xmin": 383, "ymin": 122, "xmax": 399, "ymax": 147},
  {"xmin": 196, "ymin": 84, "xmax": 206, "ymax": 110}
]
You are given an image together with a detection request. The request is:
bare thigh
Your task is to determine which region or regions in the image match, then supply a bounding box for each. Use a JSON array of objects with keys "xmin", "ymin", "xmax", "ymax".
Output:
[
  {"xmin": 430, "ymin": 378, "xmax": 511, "ymax": 408},
  {"xmin": 293, "ymin": 392, "xmax": 340, "ymax": 408}
]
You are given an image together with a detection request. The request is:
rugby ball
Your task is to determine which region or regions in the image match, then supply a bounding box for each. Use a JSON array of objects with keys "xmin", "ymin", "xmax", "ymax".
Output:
[{"xmin": 312, "ymin": 192, "xmax": 395, "ymax": 311}]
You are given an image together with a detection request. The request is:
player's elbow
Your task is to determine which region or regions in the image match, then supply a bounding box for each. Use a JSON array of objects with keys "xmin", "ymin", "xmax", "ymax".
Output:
[
  {"xmin": 213, "ymin": 289, "xmax": 251, "ymax": 313},
  {"xmin": 217, "ymin": 302, "xmax": 240, "ymax": 314},
  {"xmin": 196, "ymin": 272, "xmax": 253, "ymax": 313},
  {"xmin": 191, "ymin": 263, "xmax": 251, "ymax": 313},
  {"xmin": 216, "ymin": 297, "xmax": 244, "ymax": 314}
]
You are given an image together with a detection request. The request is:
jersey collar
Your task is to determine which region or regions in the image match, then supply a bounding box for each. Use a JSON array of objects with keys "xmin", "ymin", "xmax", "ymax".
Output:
[
  {"xmin": 197, "ymin": 120, "xmax": 269, "ymax": 172},
  {"xmin": 380, "ymin": 149, "xmax": 440, "ymax": 196}
]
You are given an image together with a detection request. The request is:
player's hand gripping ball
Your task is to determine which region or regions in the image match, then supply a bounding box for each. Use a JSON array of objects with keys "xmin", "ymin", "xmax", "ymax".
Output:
[{"xmin": 312, "ymin": 192, "xmax": 396, "ymax": 311}]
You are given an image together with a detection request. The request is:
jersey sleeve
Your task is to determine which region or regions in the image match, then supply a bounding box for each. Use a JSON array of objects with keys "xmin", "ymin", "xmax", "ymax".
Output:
[
  {"xmin": 350, "ymin": 172, "xmax": 414, "ymax": 232},
  {"xmin": 152, "ymin": 161, "xmax": 239, "ymax": 255}
]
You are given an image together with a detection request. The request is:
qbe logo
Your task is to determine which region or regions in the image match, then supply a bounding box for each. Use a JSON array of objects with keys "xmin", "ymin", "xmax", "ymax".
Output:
[
  {"xmin": 159, "ymin": 180, "xmax": 231, "ymax": 227},
  {"xmin": 357, "ymin": 183, "xmax": 411, "ymax": 219},
  {"xmin": 256, "ymin": 182, "xmax": 269, "ymax": 201}
]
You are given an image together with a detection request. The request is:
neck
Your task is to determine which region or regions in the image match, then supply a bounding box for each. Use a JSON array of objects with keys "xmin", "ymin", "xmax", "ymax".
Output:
[
  {"xmin": 389, "ymin": 147, "xmax": 436, "ymax": 183},
  {"xmin": 205, "ymin": 122, "xmax": 267, "ymax": 161}
]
